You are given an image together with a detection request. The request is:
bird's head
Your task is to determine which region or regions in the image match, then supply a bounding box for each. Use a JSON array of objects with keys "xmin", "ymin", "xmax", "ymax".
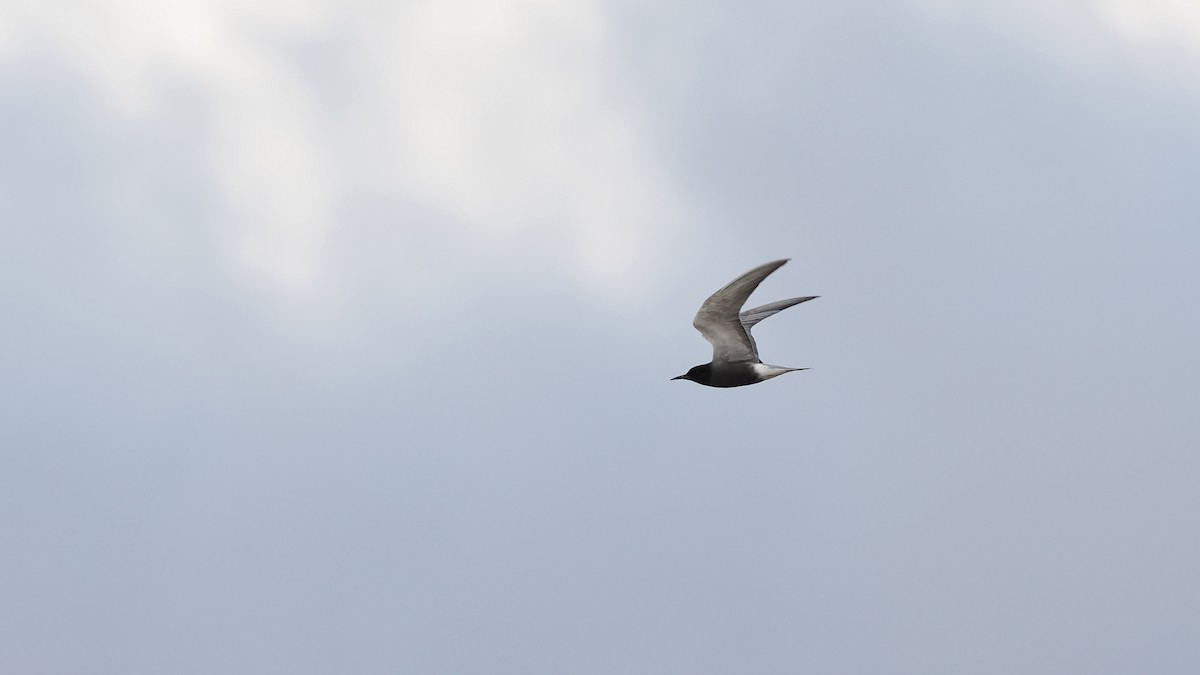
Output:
[{"xmin": 671, "ymin": 363, "xmax": 711, "ymax": 384}]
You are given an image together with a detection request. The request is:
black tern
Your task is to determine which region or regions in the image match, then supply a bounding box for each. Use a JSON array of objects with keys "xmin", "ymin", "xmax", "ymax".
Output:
[{"xmin": 673, "ymin": 259, "xmax": 817, "ymax": 388}]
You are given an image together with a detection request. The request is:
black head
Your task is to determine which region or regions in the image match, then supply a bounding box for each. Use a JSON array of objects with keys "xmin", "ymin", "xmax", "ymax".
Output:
[{"xmin": 671, "ymin": 363, "xmax": 713, "ymax": 385}]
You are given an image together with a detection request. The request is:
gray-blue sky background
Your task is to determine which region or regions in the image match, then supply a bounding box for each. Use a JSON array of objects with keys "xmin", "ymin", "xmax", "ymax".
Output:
[{"xmin": 3, "ymin": 1, "xmax": 1199, "ymax": 673}]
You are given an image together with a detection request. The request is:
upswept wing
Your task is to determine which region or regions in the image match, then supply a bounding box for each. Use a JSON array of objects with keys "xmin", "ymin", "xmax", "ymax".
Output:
[
  {"xmin": 739, "ymin": 296, "xmax": 818, "ymax": 355},
  {"xmin": 692, "ymin": 259, "xmax": 789, "ymax": 363}
]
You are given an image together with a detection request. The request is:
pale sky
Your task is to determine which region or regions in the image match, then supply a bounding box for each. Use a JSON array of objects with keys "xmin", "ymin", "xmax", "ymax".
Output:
[{"xmin": 3, "ymin": 1, "xmax": 1199, "ymax": 673}]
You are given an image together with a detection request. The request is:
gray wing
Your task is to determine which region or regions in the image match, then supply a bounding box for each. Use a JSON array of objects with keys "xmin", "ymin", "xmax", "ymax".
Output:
[
  {"xmin": 692, "ymin": 259, "xmax": 789, "ymax": 363},
  {"xmin": 739, "ymin": 296, "xmax": 818, "ymax": 356}
]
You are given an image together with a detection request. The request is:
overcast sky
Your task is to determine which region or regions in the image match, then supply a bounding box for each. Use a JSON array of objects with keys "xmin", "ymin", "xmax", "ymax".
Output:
[{"xmin": 3, "ymin": 1, "xmax": 1199, "ymax": 673}]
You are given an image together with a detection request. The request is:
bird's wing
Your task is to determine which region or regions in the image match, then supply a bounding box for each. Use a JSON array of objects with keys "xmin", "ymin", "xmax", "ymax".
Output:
[
  {"xmin": 693, "ymin": 259, "xmax": 789, "ymax": 363},
  {"xmin": 739, "ymin": 296, "xmax": 818, "ymax": 355}
]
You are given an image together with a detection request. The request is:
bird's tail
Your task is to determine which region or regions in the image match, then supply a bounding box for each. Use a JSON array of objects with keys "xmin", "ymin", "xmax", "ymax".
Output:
[
  {"xmin": 753, "ymin": 364, "xmax": 809, "ymax": 380},
  {"xmin": 739, "ymin": 296, "xmax": 818, "ymax": 329}
]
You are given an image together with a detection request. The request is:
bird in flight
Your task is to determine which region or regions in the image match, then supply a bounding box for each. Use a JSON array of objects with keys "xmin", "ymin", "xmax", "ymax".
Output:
[{"xmin": 673, "ymin": 259, "xmax": 817, "ymax": 388}]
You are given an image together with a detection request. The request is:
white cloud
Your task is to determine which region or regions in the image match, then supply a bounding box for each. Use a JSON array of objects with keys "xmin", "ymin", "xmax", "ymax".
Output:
[
  {"xmin": 345, "ymin": 0, "xmax": 682, "ymax": 296},
  {"xmin": 1, "ymin": 0, "xmax": 682, "ymax": 299},
  {"xmin": 1098, "ymin": 0, "xmax": 1200, "ymax": 55},
  {"xmin": 910, "ymin": 0, "xmax": 1200, "ymax": 69}
]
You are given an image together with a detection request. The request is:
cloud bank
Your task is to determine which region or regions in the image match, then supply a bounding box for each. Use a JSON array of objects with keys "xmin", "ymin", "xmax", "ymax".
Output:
[{"xmin": 1, "ymin": 0, "xmax": 682, "ymax": 299}]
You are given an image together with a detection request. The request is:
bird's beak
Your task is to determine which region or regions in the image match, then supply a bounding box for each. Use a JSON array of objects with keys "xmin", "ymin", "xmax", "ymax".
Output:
[{"xmin": 670, "ymin": 375, "xmax": 685, "ymax": 381}]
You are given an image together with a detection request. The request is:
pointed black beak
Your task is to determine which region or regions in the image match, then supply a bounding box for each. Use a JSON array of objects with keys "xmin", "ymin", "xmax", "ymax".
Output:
[{"xmin": 670, "ymin": 375, "xmax": 686, "ymax": 381}]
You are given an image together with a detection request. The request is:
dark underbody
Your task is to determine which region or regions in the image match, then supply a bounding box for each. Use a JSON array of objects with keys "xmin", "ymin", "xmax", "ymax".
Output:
[{"xmin": 676, "ymin": 362, "xmax": 764, "ymax": 388}]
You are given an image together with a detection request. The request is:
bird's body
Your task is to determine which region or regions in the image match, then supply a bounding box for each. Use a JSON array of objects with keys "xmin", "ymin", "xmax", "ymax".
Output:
[{"xmin": 673, "ymin": 259, "xmax": 816, "ymax": 388}]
